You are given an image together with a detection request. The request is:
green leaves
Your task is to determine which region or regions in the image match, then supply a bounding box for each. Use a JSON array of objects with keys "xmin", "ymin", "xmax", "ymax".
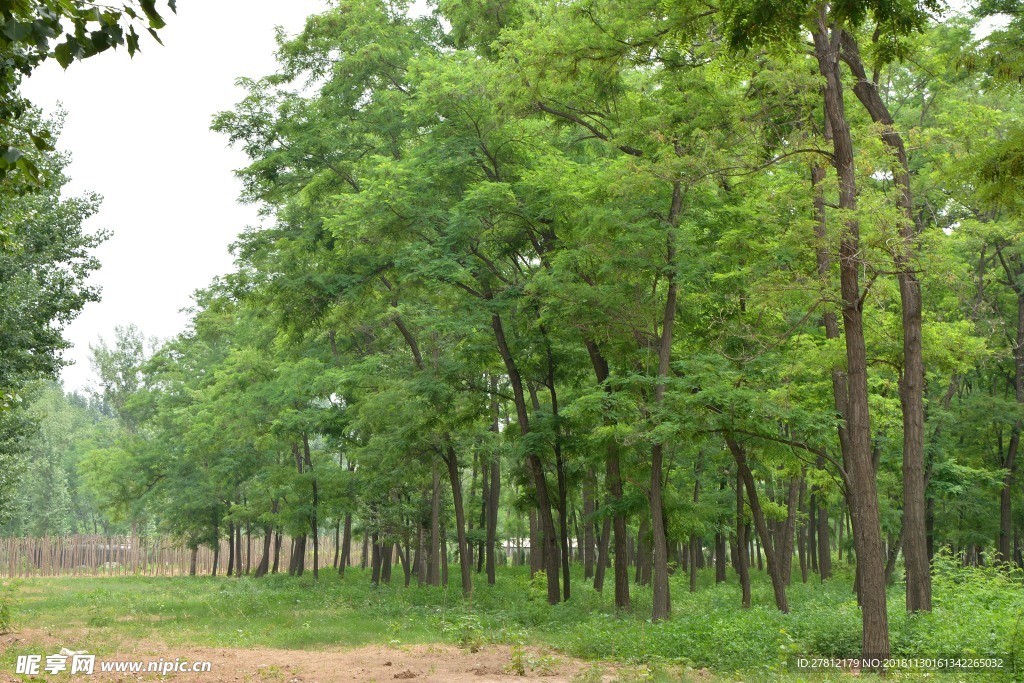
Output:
[{"xmin": 1, "ymin": 1, "xmax": 176, "ymax": 185}]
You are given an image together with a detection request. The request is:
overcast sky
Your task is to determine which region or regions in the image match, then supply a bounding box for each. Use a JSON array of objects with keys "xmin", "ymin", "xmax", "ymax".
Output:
[{"xmin": 22, "ymin": 0, "xmax": 328, "ymax": 392}]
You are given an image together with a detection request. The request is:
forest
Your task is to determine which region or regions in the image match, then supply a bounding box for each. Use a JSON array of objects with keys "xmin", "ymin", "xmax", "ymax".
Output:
[{"xmin": 2, "ymin": 0, "xmax": 1024, "ymax": 680}]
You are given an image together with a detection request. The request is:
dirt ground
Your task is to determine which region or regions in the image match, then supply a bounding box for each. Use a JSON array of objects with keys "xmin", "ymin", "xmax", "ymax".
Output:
[{"xmin": 0, "ymin": 630, "xmax": 620, "ymax": 683}]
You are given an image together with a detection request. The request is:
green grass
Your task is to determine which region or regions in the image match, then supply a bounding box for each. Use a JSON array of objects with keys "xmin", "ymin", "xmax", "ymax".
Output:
[{"xmin": 1, "ymin": 556, "xmax": 1021, "ymax": 681}]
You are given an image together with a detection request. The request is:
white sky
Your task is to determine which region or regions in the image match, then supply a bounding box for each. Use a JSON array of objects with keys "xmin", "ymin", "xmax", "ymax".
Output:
[{"xmin": 22, "ymin": 0, "xmax": 328, "ymax": 392}]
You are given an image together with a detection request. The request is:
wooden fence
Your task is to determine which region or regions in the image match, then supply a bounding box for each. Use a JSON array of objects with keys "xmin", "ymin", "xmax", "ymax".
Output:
[{"xmin": 0, "ymin": 534, "xmax": 368, "ymax": 578}]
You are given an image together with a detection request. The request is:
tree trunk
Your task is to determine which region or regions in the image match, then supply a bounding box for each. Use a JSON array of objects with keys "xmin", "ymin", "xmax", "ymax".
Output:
[
  {"xmin": 583, "ymin": 339, "xmax": 631, "ymax": 610},
  {"xmin": 594, "ymin": 513, "xmax": 611, "ymax": 592},
  {"xmin": 780, "ymin": 475, "xmax": 800, "ymax": 586},
  {"xmin": 690, "ymin": 454, "xmax": 703, "ymax": 593},
  {"xmin": 735, "ymin": 468, "xmax": 751, "ymax": 608},
  {"xmin": 302, "ymin": 433, "xmax": 319, "ymax": 581},
  {"xmin": 528, "ymin": 508, "xmax": 541, "ymax": 577},
  {"xmin": 583, "ymin": 468, "xmax": 597, "ymax": 580},
  {"xmin": 797, "ymin": 478, "xmax": 808, "ymax": 584},
  {"xmin": 339, "ymin": 513, "xmax": 352, "ymax": 577},
  {"xmin": 333, "ymin": 522, "xmax": 341, "ymax": 570},
  {"xmin": 445, "ymin": 445, "xmax": 473, "ymax": 597},
  {"xmin": 996, "ymin": 289, "xmax": 1024, "ymax": 565},
  {"xmin": 649, "ymin": 181, "xmax": 682, "ymax": 622},
  {"xmin": 728, "ymin": 436, "xmax": 788, "ymax": 613},
  {"xmin": 428, "ymin": 462, "xmax": 441, "ymax": 586},
  {"xmin": 486, "ymin": 376, "xmax": 500, "ymax": 585},
  {"xmin": 255, "ymin": 524, "xmax": 272, "ymax": 578},
  {"xmin": 839, "ymin": 31, "xmax": 929, "ymax": 612},
  {"xmin": 370, "ymin": 533, "xmax": 382, "ymax": 585},
  {"xmin": 636, "ymin": 514, "xmax": 651, "ymax": 586},
  {"xmin": 491, "ymin": 311, "xmax": 560, "ymax": 603},
  {"xmin": 226, "ymin": 522, "xmax": 235, "ymax": 577},
  {"xmin": 715, "ymin": 532, "xmax": 727, "ymax": 583},
  {"xmin": 813, "ymin": 18, "xmax": 891, "ymax": 659}
]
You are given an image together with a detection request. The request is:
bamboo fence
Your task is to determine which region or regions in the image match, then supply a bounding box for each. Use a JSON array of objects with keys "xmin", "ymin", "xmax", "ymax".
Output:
[{"xmin": 0, "ymin": 534, "xmax": 368, "ymax": 578}]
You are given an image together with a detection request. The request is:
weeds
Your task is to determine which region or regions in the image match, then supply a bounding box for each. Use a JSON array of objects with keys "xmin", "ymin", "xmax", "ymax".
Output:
[
  {"xmin": 0, "ymin": 580, "xmax": 17, "ymax": 633},
  {"xmin": 3, "ymin": 563, "xmax": 1020, "ymax": 681}
]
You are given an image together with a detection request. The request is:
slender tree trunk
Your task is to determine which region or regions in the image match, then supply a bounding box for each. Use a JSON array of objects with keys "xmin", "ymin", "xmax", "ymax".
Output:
[
  {"xmin": 429, "ymin": 463, "xmax": 441, "ymax": 586},
  {"xmin": 212, "ymin": 535, "xmax": 219, "ymax": 578},
  {"xmin": 382, "ymin": 541, "xmax": 393, "ymax": 584},
  {"xmin": 636, "ymin": 514, "xmax": 651, "ymax": 586},
  {"xmin": 798, "ymin": 478, "xmax": 808, "ymax": 584},
  {"xmin": 840, "ymin": 32, "xmax": 930, "ymax": 612},
  {"xmin": 445, "ymin": 445, "xmax": 473, "ymax": 597},
  {"xmin": 226, "ymin": 522, "xmax": 235, "ymax": 577},
  {"xmin": 736, "ymin": 468, "xmax": 751, "ymax": 608},
  {"xmin": 235, "ymin": 524, "xmax": 243, "ymax": 577},
  {"xmin": 584, "ymin": 339, "xmax": 631, "ymax": 610},
  {"xmin": 371, "ymin": 532, "xmax": 382, "ymax": 585},
  {"xmin": 477, "ymin": 459, "xmax": 487, "ymax": 574},
  {"xmin": 491, "ymin": 311, "xmax": 560, "ymax": 604},
  {"xmin": 781, "ymin": 475, "xmax": 800, "ymax": 586},
  {"xmin": 302, "ymin": 433, "xmax": 319, "ymax": 581},
  {"xmin": 594, "ymin": 513, "xmax": 611, "ymax": 592},
  {"xmin": 728, "ymin": 436, "xmax": 788, "ymax": 613},
  {"xmin": 690, "ymin": 454, "xmax": 703, "ymax": 593},
  {"xmin": 333, "ymin": 522, "xmax": 341, "ymax": 570},
  {"xmin": 715, "ymin": 532, "xmax": 727, "ymax": 583},
  {"xmin": 339, "ymin": 513, "xmax": 352, "ymax": 577},
  {"xmin": 583, "ymin": 468, "xmax": 597, "ymax": 580},
  {"xmin": 649, "ymin": 181, "xmax": 682, "ymax": 622},
  {"xmin": 996, "ymin": 289, "xmax": 1024, "ymax": 565},
  {"xmin": 885, "ymin": 524, "xmax": 905, "ymax": 585},
  {"xmin": 255, "ymin": 524, "xmax": 272, "ymax": 578},
  {"xmin": 813, "ymin": 19, "xmax": 891, "ymax": 659},
  {"xmin": 486, "ymin": 376, "xmax": 500, "ymax": 585}
]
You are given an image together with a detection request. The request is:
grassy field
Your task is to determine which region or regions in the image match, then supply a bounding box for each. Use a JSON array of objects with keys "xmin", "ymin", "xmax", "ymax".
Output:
[{"xmin": 0, "ymin": 558, "xmax": 1021, "ymax": 681}]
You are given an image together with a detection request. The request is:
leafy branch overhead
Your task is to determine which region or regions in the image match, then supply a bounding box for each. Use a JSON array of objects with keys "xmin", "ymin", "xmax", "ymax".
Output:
[{"xmin": 0, "ymin": 0, "xmax": 175, "ymax": 183}]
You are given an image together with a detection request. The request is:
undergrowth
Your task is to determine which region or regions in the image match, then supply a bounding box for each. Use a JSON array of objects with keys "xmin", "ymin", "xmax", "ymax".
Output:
[{"xmin": 4, "ymin": 557, "xmax": 1021, "ymax": 680}]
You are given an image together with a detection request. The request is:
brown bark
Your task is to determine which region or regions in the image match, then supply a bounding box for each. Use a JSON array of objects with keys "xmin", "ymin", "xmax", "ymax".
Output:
[
  {"xmin": 444, "ymin": 445, "xmax": 473, "ymax": 597},
  {"xmin": 226, "ymin": 522, "xmax": 235, "ymax": 577},
  {"xmin": 649, "ymin": 181, "xmax": 682, "ymax": 621},
  {"xmin": 428, "ymin": 463, "xmax": 441, "ymax": 586},
  {"xmin": 302, "ymin": 433, "xmax": 319, "ymax": 581},
  {"xmin": 491, "ymin": 311, "xmax": 561, "ymax": 603},
  {"xmin": 486, "ymin": 375, "xmax": 500, "ymax": 586},
  {"xmin": 798, "ymin": 478, "xmax": 809, "ymax": 584},
  {"xmin": 735, "ymin": 468, "xmax": 751, "ymax": 608},
  {"xmin": 584, "ymin": 339, "xmax": 631, "ymax": 610},
  {"xmin": 340, "ymin": 512, "xmax": 352, "ymax": 577},
  {"xmin": 727, "ymin": 436, "xmax": 789, "ymax": 613},
  {"xmin": 813, "ymin": 18, "xmax": 891, "ymax": 659},
  {"xmin": 994, "ymin": 252, "xmax": 1024, "ymax": 566},
  {"xmin": 690, "ymin": 454, "xmax": 703, "ymax": 593},
  {"xmin": 781, "ymin": 475, "xmax": 800, "ymax": 586},
  {"xmin": 594, "ymin": 512, "xmax": 611, "ymax": 592},
  {"xmin": 255, "ymin": 523, "xmax": 272, "ymax": 578},
  {"xmin": 583, "ymin": 468, "xmax": 597, "ymax": 580},
  {"xmin": 839, "ymin": 30, "xmax": 930, "ymax": 613}
]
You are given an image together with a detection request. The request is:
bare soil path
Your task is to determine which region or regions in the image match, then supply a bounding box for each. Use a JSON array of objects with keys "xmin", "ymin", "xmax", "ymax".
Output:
[{"xmin": 1, "ymin": 630, "xmax": 616, "ymax": 683}]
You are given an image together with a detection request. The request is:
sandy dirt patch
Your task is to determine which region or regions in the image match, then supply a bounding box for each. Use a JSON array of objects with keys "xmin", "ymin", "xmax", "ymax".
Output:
[{"xmin": 1, "ymin": 630, "xmax": 616, "ymax": 682}]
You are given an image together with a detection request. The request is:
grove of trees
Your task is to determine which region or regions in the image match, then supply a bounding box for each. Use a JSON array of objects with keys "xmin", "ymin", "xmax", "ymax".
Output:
[{"xmin": 4, "ymin": 0, "xmax": 1024, "ymax": 667}]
